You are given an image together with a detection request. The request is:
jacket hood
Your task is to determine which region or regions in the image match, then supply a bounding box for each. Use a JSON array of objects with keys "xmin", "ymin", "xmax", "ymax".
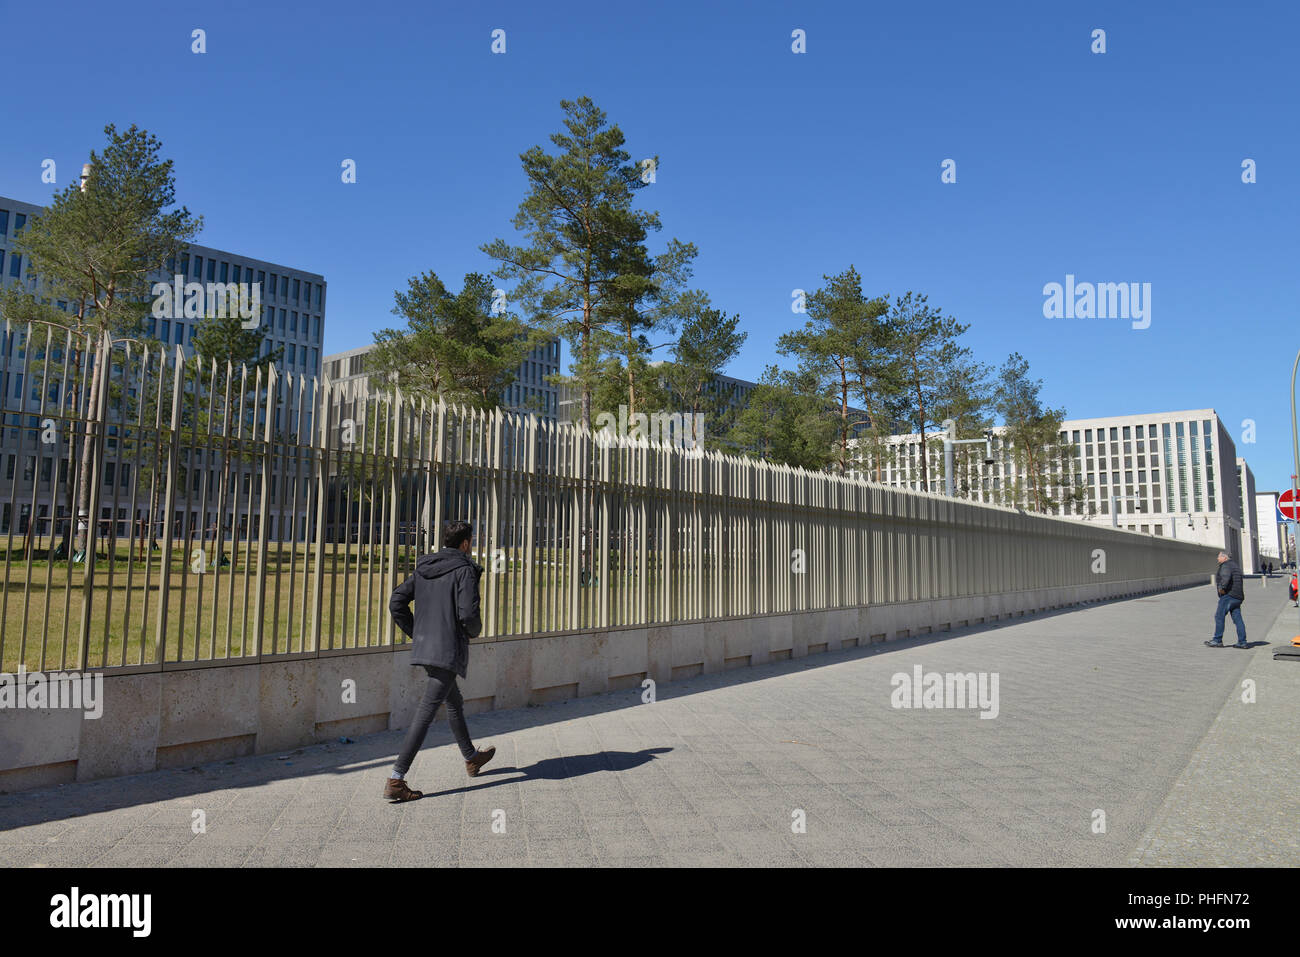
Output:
[{"xmin": 416, "ymin": 547, "xmax": 480, "ymax": 579}]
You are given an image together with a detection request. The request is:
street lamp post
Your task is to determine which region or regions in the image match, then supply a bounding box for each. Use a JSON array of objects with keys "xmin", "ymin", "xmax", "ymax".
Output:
[{"xmin": 1290, "ymin": 350, "xmax": 1300, "ymax": 631}]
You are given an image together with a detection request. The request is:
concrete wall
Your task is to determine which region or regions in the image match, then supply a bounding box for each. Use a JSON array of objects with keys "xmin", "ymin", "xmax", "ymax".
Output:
[{"xmin": 0, "ymin": 571, "xmax": 1208, "ymax": 794}]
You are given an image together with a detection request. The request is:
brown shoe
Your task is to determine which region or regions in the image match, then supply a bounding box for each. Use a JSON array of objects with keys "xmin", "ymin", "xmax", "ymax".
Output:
[
  {"xmin": 384, "ymin": 777, "xmax": 423, "ymax": 802},
  {"xmin": 466, "ymin": 745, "xmax": 496, "ymax": 777}
]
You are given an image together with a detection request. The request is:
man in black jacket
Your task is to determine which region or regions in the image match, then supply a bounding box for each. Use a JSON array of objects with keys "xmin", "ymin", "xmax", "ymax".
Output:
[
  {"xmin": 1206, "ymin": 550, "xmax": 1248, "ymax": 649},
  {"xmin": 384, "ymin": 520, "xmax": 496, "ymax": 802}
]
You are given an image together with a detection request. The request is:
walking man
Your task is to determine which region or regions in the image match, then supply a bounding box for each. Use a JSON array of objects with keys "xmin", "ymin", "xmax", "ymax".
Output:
[
  {"xmin": 384, "ymin": 520, "xmax": 496, "ymax": 802},
  {"xmin": 1206, "ymin": 550, "xmax": 1248, "ymax": 649}
]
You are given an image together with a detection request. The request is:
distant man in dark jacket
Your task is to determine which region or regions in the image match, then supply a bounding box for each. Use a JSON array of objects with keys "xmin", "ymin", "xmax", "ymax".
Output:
[
  {"xmin": 384, "ymin": 520, "xmax": 495, "ymax": 802},
  {"xmin": 1206, "ymin": 551, "xmax": 1248, "ymax": 649}
]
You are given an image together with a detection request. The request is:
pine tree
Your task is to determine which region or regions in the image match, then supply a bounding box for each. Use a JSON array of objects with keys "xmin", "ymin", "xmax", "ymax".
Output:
[
  {"xmin": 482, "ymin": 97, "xmax": 671, "ymax": 429},
  {"xmin": 0, "ymin": 124, "xmax": 201, "ymax": 559}
]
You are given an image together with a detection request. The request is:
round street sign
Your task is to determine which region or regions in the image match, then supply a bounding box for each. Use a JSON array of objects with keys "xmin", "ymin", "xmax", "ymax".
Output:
[{"xmin": 1279, "ymin": 488, "xmax": 1300, "ymax": 521}]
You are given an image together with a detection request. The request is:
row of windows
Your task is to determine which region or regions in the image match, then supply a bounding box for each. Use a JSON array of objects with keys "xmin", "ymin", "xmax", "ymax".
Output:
[
  {"xmin": 327, "ymin": 348, "xmax": 561, "ymax": 391},
  {"xmin": 2, "ymin": 449, "xmax": 316, "ymax": 508},
  {"xmin": 0, "ymin": 505, "xmax": 248, "ymax": 539},
  {"xmin": 505, "ymin": 383, "xmax": 556, "ymax": 415},
  {"xmin": 518, "ymin": 357, "xmax": 561, "ymax": 385},
  {"xmin": 262, "ymin": 340, "xmax": 320, "ymax": 373},
  {"xmin": 0, "ymin": 206, "xmax": 324, "ymax": 326},
  {"xmin": 140, "ymin": 318, "xmax": 320, "ymax": 372},
  {"xmin": 1067, "ymin": 421, "xmax": 1213, "ymax": 444},
  {"xmin": 141, "ymin": 307, "xmax": 322, "ymax": 346},
  {"xmin": 257, "ymin": 307, "xmax": 321, "ymax": 342},
  {"xmin": 172, "ymin": 254, "xmax": 324, "ymax": 311},
  {"xmin": 884, "ymin": 453, "xmax": 1222, "ymax": 514},
  {"xmin": 4, "ymin": 453, "xmax": 65, "ymax": 484},
  {"xmin": 0, "ymin": 507, "xmax": 314, "ymax": 541}
]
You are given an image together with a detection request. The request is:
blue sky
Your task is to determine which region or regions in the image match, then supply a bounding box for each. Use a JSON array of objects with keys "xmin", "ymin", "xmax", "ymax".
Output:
[{"xmin": 1, "ymin": 0, "xmax": 1297, "ymax": 489}]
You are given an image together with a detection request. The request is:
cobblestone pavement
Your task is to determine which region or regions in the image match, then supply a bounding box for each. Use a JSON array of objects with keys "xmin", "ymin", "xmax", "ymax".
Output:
[{"xmin": 0, "ymin": 579, "xmax": 1292, "ymax": 867}]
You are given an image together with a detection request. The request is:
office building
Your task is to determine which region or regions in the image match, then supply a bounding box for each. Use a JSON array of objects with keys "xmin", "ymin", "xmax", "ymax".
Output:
[
  {"xmin": 0, "ymin": 193, "xmax": 327, "ymax": 543},
  {"xmin": 323, "ymin": 336, "xmax": 562, "ymax": 421},
  {"xmin": 1255, "ymin": 491, "xmax": 1290, "ymax": 565},
  {"xmin": 856, "ymin": 409, "xmax": 1247, "ymax": 559},
  {"xmin": 0, "ymin": 194, "xmax": 325, "ymax": 378},
  {"xmin": 558, "ymin": 366, "xmax": 875, "ymax": 454},
  {"xmin": 1236, "ymin": 459, "xmax": 1259, "ymax": 573}
]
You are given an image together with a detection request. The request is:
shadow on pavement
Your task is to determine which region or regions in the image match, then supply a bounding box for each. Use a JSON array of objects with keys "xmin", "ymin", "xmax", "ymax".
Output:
[{"xmin": 413, "ymin": 747, "xmax": 673, "ymax": 800}]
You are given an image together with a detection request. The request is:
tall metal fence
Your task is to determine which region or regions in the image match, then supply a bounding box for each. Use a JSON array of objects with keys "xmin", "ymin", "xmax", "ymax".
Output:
[{"xmin": 0, "ymin": 322, "xmax": 1216, "ymax": 674}]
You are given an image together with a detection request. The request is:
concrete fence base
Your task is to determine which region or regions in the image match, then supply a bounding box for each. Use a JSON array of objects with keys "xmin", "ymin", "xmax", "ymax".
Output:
[{"xmin": 0, "ymin": 572, "xmax": 1208, "ymax": 794}]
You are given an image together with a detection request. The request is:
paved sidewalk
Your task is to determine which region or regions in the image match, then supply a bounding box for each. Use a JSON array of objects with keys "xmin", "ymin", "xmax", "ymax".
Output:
[
  {"xmin": 1129, "ymin": 586, "xmax": 1300, "ymax": 865},
  {"xmin": 0, "ymin": 578, "xmax": 1293, "ymax": 867}
]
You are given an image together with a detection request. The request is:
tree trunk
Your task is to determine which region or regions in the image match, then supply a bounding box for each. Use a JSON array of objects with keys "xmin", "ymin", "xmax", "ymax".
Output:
[
  {"xmin": 838, "ymin": 363, "xmax": 849, "ymax": 473},
  {"xmin": 625, "ymin": 327, "xmax": 637, "ymax": 415},
  {"xmin": 580, "ymin": 293, "xmax": 592, "ymax": 430}
]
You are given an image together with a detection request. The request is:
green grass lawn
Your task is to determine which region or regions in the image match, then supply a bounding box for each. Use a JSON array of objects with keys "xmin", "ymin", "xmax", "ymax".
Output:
[{"xmin": 0, "ymin": 540, "xmax": 678, "ymax": 673}]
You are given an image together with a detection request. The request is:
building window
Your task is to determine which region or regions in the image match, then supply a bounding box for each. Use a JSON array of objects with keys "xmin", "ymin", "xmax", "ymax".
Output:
[
  {"xmin": 1190, "ymin": 433, "xmax": 1202, "ymax": 511},
  {"xmin": 0, "ymin": 209, "xmax": 8, "ymax": 235},
  {"xmin": 280, "ymin": 276, "xmax": 288, "ymax": 298},
  {"xmin": 8, "ymin": 253, "xmax": 21, "ymax": 278},
  {"xmin": 293, "ymin": 278, "xmax": 301, "ymax": 302},
  {"xmin": 220, "ymin": 261, "xmax": 228, "ymax": 282},
  {"xmin": 14, "ymin": 213, "xmax": 26, "ymax": 231},
  {"xmin": 207, "ymin": 259, "xmax": 215, "ymax": 282}
]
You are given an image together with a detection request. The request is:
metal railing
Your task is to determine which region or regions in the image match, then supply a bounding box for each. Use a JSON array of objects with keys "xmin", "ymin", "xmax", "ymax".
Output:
[{"xmin": 0, "ymin": 322, "xmax": 1218, "ymax": 674}]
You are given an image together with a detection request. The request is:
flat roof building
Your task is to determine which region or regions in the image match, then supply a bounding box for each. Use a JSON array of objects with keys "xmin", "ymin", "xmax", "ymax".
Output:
[
  {"xmin": 1236, "ymin": 459, "xmax": 1259, "ymax": 573},
  {"xmin": 0, "ymin": 194, "xmax": 326, "ymax": 379},
  {"xmin": 323, "ymin": 336, "xmax": 562, "ymax": 421},
  {"xmin": 1255, "ymin": 491, "xmax": 1291, "ymax": 565},
  {"xmin": 0, "ymin": 193, "xmax": 327, "ymax": 545},
  {"xmin": 856, "ymin": 409, "xmax": 1248, "ymax": 560}
]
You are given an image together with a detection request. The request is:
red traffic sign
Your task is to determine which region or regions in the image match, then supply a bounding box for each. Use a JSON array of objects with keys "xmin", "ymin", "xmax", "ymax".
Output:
[{"xmin": 1280, "ymin": 488, "xmax": 1300, "ymax": 521}]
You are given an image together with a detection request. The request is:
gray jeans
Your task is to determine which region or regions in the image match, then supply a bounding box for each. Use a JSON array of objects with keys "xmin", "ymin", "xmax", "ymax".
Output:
[{"xmin": 393, "ymin": 666, "xmax": 476, "ymax": 776}]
